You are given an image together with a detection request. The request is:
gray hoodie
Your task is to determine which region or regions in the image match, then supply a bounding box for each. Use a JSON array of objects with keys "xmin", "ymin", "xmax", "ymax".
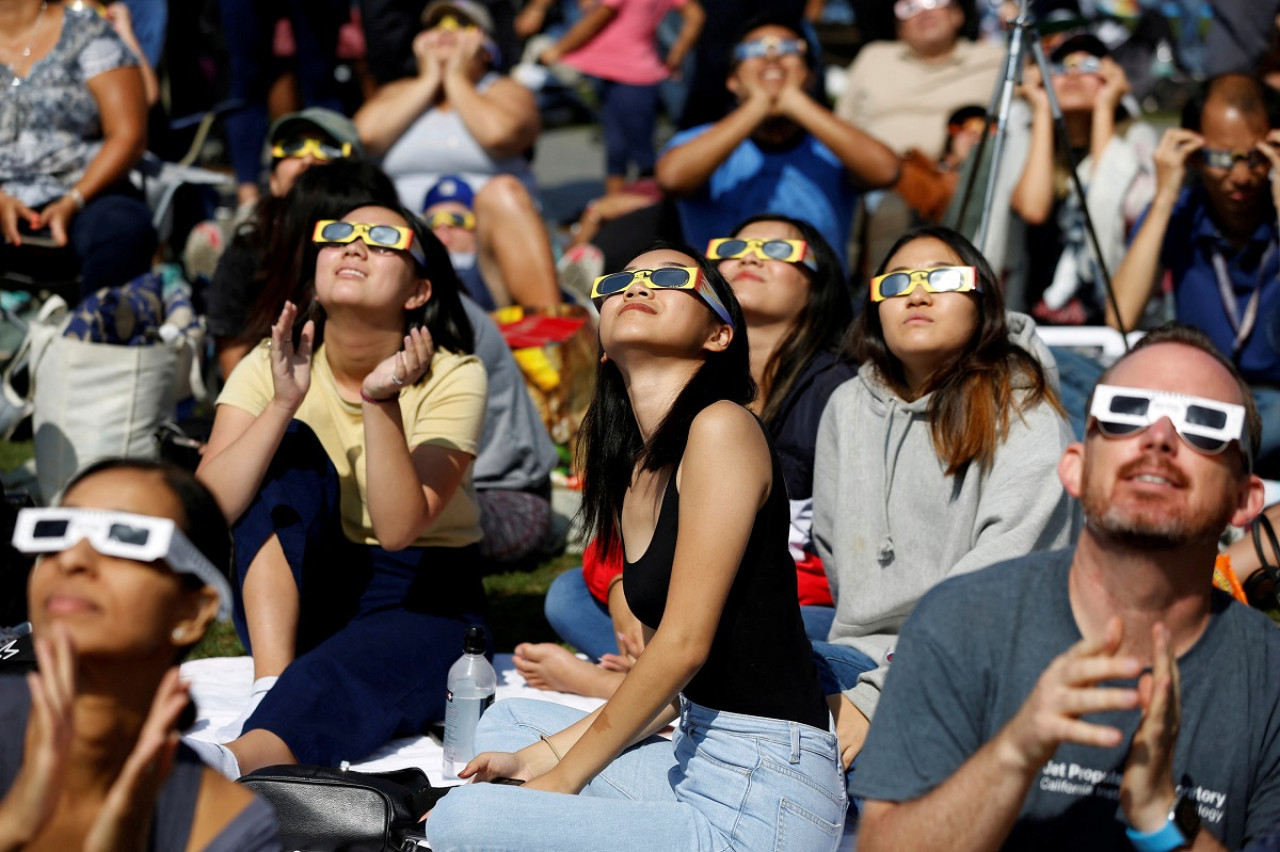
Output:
[{"xmin": 812, "ymin": 312, "xmax": 1079, "ymax": 721}]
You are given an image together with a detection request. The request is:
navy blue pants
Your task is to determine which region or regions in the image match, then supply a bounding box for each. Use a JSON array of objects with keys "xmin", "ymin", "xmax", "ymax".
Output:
[
  {"xmin": 233, "ymin": 423, "xmax": 488, "ymax": 766},
  {"xmin": 594, "ymin": 77, "xmax": 659, "ymax": 179}
]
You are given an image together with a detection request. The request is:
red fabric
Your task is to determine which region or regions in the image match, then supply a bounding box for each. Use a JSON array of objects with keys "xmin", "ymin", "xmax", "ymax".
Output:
[
  {"xmin": 794, "ymin": 551, "xmax": 833, "ymax": 607},
  {"xmin": 582, "ymin": 537, "xmax": 624, "ymax": 604}
]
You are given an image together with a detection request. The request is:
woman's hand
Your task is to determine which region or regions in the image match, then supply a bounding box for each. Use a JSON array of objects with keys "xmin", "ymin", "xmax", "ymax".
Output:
[
  {"xmin": 445, "ymin": 28, "xmax": 489, "ymax": 79},
  {"xmin": 362, "ymin": 326, "xmax": 434, "ymax": 402},
  {"xmin": 0, "ymin": 627, "xmax": 77, "ymax": 851},
  {"xmin": 1019, "ymin": 62, "xmax": 1050, "ymax": 114},
  {"xmin": 602, "ymin": 579, "xmax": 644, "ymax": 673},
  {"xmin": 1095, "ymin": 57, "xmax": 1130, "ymax": 112},
  {"xmin": 34, "ymin": 196, "xmax": 79, "ymax": 247},
  {"xmin": 0, "ymin": 192, "xmax": 39, "ymax": 246},
  {"xmin": 412, "ymin": 30, "xmax": 445, "ymax": 85},
  {"xmin": 458, "ymin": 750, "xmax": 537, "ymax": 784},
  {"xmin": 268, "ymin": 302, "xmax": 315, "ymax": 413},
  {"xmin": 84, "ymin": 668, "xmax": 190, "ymax": 852}
]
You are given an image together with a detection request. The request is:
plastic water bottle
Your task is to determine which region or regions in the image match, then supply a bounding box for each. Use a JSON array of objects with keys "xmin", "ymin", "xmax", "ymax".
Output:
[{"xmin": 442, "ymin": 625, "xmax": 496, "ymax": 779}]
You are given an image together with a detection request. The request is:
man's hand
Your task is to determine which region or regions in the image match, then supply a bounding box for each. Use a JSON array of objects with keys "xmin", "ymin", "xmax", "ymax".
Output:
[
  {"xmin": 1256, "ymin": 130, "xmax": 1280, "ymax": 215},
  {"xmin": 827, "ymin": 693, "xmax": 870, "ymax": 771},
  {"xmin": 1119, "ymin": 623, "xmax": 1181, "ymax": 832},
  {"xmin": 994, "ymin": 617, "xmax": 1143, "ymax": 775},
  {"xmin": 1152, "ymin": 128, "xmax": 1204, "ymax": 205}
]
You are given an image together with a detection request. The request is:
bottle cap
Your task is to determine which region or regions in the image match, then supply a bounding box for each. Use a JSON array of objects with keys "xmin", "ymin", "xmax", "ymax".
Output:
[{"xmin": 463, "ymin": 624, "xmax": 487, "ymax": 655}]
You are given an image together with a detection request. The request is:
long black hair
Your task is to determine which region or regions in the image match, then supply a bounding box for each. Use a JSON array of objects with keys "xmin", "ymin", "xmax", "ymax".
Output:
[
  {"xmin": 725, "ymin": 213, "xmax": 852, "ymax": 429},
  {"xmin": 844, "ymin": 225, "xmax": 1060, "ymax": 475},
  {"xmin": 579, "ymin": 244, "xmax": 755, "ymax": 558}
]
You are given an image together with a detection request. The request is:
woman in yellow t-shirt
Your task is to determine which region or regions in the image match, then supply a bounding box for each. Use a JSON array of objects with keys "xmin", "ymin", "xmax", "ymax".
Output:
[{"xmin": 192, "ymin": 201, "xmax": 488, "ymax": 778}]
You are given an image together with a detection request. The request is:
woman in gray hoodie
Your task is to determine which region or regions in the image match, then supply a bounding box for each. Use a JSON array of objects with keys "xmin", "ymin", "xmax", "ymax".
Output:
[{"xmin": 811, "ymin": 225, "xmax": 1078, "ymax": 777}]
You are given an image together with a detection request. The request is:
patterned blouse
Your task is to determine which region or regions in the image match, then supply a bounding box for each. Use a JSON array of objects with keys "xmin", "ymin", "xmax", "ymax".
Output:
[{"xmin": 0, "ymin": 7, "xmax": 137, "ymax": 207}]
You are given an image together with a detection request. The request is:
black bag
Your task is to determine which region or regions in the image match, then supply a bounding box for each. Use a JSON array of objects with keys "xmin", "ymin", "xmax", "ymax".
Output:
[{"xmin": 238, "ymin": 763, "xmax": 452, "ymax": 852}]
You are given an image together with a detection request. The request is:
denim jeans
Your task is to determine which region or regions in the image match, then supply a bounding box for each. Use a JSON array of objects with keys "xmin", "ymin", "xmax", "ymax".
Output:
[
  {"xmin": 810, "ymin": 641, "xmax": 878, "ymax": 806},
  {"xmin": 427, "ymin": 697, "xmax": 847, "ymax": 851}
]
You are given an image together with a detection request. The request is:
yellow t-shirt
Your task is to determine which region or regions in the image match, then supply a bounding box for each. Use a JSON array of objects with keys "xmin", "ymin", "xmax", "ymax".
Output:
[{"xmin": 218, "ymin": 341, "xmax": 488, "ymax": 548}]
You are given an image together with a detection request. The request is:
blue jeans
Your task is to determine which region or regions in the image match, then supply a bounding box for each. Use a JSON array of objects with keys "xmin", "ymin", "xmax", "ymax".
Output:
[
  {"xmin": 1049, "ymin": 346, "xmax": 1107, "ymax": 441},
  {"xmin": 543, "ymin": 568, "xmax": 616, "ymax": 661},
  {"xmin": 427, "ymin": 698, "xmax": 846, "ymax": 851},
  {"xmin": 810, "ymin": 641, "xmax": 878, "ymax": 807},
  {"xmin": 594, "ymin": 78, "xmax": 659, "ymax": 179},
  {"xmin": 545, "ymin": 569, "xmax": 836, "ymax": 660}
]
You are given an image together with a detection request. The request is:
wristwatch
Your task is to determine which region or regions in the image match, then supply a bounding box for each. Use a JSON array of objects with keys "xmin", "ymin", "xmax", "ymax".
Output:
[{"xmin": 1125, "ymin": 790, "xmax": 1202, "ymax": 852}]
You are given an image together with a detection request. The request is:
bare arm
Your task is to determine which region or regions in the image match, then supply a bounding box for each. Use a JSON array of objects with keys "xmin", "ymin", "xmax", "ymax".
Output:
[
  {"xmin": 1011, "ymin": 69, "xmax": 1054, "ymax": 225},
  {"xmin": 1090, "ymin": 58, "xmax": 1130, "ymax": 168},
  {"xmin": 859, "ymin": 620, "xmax": 1144, "ymax": 852},
  {"xmin": 1107, "ymin": 128, "xmax": 1201, "ymax": 330},
  {"xmin": 34, "ymin": 66, "xmax": 147, "ymax": 245},
  {"xmin": 354, "ymin": 55, "xmax": 444, "ymax": 158},
  {"xmin": 539, "ymin": 3, "xmax": 617, "ymax": 63},
  {"xmin": 775, "ymin": 86, "xmax": 899, "ymax": 189},
  {"xmin": 444, "ymin": 30, "xmax": 541, "ymax": 156},
  {"xmin": 105, "ymin": 2, "xmax": 158, "ymax": 106},
  {"xmin": 196, "ymin": 305, "xmax": 314, "ymax": 523},
  {"xmin": 664, "ymin": 0, "xmax": 704, "ymax": 74},
  {"xmin": 656, "ymin": 96, "xmax": 772, "ymax": 196}
]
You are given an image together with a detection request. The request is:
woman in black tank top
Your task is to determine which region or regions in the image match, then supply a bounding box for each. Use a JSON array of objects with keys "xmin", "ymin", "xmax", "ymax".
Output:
[{"xmin": 427, "ymin": 246, "xmax": 846, "ymax": 851}]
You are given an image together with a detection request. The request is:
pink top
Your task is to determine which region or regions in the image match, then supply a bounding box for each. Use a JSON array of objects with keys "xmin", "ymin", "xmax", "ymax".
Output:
[{"xmin": 562, "ymin": 0, "xmax": 686, "ymax": 86}]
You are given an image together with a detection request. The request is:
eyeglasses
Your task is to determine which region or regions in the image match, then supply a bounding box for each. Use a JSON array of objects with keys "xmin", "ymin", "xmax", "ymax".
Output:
[
  {"xmin": 271, "ymin": 137, "xmax": 353, "ymax": 162},
  {"xmin": 870, "ymin": 265, "xmax": 979, "ymax": 302},
  {"xmin": 590, "ymin": 267, "xmax": 735, "ymax": 329},
  {"xmin": 733, "ymin": 36, "xmax": 806, "ymax": 63},
  {"xmin": 1050, "ymin": 55, "xmax": 1102, "ymax": 76},
  {"xmin": 425, "ymin": 210, "xmax": 476, "ymax": 230},
  {"xmin": 1089, "ymin": 384, "xmax": 1250, "ymax": 465},
  {"xmin": 12, "ymin": 508, "xmax": 232, "ymax": 620},
  {"xmin": 313, "ymin": 220, "xmax": 427, "ymax": 269},
  {"xmin": 707, "ymin": 238, "xmax": 817, "ymax": 271},
  {"xmin": 432, "ymin": 14, "xmax": 477, "ymax": 31},
  {"xmin": 894, "ymin": 0, "xmax": 951, "ymax": 21},
  {"xmin": 1197, "ymin": 148, "xmax": 1270, "ymax": 172}
]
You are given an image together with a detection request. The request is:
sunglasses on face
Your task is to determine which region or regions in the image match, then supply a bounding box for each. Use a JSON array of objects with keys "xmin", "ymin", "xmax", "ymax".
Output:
[
  {"xmin": 870, "ymin": 265, "xmax": 980, "ymax": 302},
  {"xmin": 12, "ymin": 508, "xmax": 232, "ymax": 620},
  {"xmin": 271, "ymin": 137, "xmax": 352, "ymax": 162},
  {"xmin": 1197, "ymin": 148, "xmax": 1270, "ymax": 171},
  {"xmin": 1050, "ymin": 55, "xmax": 1102, "ymax": 76},
  {"xmin": 894, "ymin": 0, "xmax": 951, "ymax": 21},
  {"xmin": 707, "ymin": 238, "xmax": 817, "ymax": 271},
  {"xmin": 733, "ymin": 36, "xmax": 806, "ymax": 63},
  {"xmin": 590, "ymin": 267, "xmax": 736, "ymax": 329},
  {"xmin": 313, "ymin": 220, "xmax": 427, "ymax": 269},
  {"xmin": 426, "ymin": 210, "xmax": 476, "ymax": 230},
  {"xmin": 1089, "ymin": 384, "xmax": 1250, "ymax": 466},
  {"xmin": 432, "ymin": 13, "xmax": 477, "ymax": 31}
]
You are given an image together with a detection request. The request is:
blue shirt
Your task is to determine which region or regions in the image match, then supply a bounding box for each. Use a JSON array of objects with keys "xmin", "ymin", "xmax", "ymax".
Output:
[
  {"xmin": 663, "ymin": 123, "xmax": 860, "ymax": 270},
  {"xmin": 1134, "ymin": 186, "xmax": 1280, "ymax": 385}
]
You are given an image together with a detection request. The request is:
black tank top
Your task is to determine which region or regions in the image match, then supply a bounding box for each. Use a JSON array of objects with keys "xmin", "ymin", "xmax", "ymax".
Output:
[{"xmin": 623, "ymin": 429, "xmax": 829, "ymax": 730}]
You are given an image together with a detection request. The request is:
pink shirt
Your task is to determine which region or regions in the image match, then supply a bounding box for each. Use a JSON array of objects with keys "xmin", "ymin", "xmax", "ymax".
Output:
[{"xmin": 562, "ymin": 0, "xmax": 685, "ymax": 86}]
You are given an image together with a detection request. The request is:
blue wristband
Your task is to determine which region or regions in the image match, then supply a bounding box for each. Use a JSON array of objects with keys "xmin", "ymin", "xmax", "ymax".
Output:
[{"xmin": 1125, "ymin": 820, "xmax": 1188, "ymax": 852}]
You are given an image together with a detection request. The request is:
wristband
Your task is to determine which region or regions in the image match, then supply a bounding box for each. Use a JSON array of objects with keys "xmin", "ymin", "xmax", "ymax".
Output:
[
  {"xmin": 360, "ymin": 390, "xmax": 395, "ymax": 404},
  {"xmin": 68, "ymin": 188, "xmax": 86, "ymax": 210}
]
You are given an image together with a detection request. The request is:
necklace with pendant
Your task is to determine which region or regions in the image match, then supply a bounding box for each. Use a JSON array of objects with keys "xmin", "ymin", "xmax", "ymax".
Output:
[{"xmin": 7, "ymin": 1, "xmax": 49, "ymax": 88}]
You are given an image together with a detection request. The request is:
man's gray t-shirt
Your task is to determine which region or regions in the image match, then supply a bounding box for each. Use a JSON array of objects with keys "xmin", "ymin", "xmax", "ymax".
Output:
[{"xmin": 853, "ymin": 548, "xmax": 1280, "ymax": 850}]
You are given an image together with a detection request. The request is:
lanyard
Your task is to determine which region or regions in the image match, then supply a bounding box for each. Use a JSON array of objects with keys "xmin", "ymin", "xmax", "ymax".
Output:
[{"xmin": 1209, "ymin": 240, "xmax": 1276, "ymax": 359}]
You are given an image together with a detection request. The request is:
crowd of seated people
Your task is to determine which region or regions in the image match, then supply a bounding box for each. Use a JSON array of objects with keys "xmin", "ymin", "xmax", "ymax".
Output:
[{"xmin": 3, "ymin": 1, "xmax": 1280, "ymax": 850}]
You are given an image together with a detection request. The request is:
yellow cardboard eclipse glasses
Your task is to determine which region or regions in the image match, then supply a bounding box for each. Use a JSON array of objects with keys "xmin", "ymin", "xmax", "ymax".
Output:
[
  {"xmin": 870, "ymin": 265, "xmax": 980, "ymax": 302},
  {"xmin": 271, "ymin": 137, "xmax": 353, "ymax": 162},
  {"xmin": 312, "ymin": 220, "xmax": 427, "ymax": 269},
  {"xmin": 591, "ymin": 267, "xmax": 735, "ymax": 329},
  {"xmin": 707, "ymin": 237, "xmax": 817, "ymax": 271},
  {"xmin": 425, "ymin": 210, "xmax": 476, "ymax": 230}
]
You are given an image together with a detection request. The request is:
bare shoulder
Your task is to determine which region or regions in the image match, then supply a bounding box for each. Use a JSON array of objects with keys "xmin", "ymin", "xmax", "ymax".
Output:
[
  {"xmin": 187, "ymin": 769, "xmax": 259, "ymax": 850},
  {"xmin": 687, "ymin": 400, "xmax": 764, "ymax": 447}
]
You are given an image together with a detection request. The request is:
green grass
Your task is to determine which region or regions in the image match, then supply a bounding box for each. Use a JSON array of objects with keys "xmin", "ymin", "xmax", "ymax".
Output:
[{"xmin": 0, "ymin": 439, "xmax": 33, "ymax": 473}]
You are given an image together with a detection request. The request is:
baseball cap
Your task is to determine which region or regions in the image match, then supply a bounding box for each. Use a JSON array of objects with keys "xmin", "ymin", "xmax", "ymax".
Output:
[
  {"xmin": 423, "ymin": 175, "xmax": 476, "ymax": 211},
  {"xmin": 421, "ymin": 0, "xmax": 495, "ymax": 35},
  {"xmin": 1050, "ymin": 32, "xmax": 1109, "ymax": 63},
  {"xmin": 267, "ymin": 107, "xmax": 364, "ymax": 159}
]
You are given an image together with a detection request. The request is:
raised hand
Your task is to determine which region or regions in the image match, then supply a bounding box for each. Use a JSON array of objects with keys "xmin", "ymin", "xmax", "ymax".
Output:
[
  {"xmin": 1119, "ymin": 623, "xmax": 1181, "ymax": 832},
  {"xmin": 0, "ymin": 626, "xmax": 77, "ymax": 851},
  {"xmin": 1152, "ymin": 128, "xmax": 1204, "ymax": 204},
  {"xmin": 1257, "ymin": 129, "xmax": 1280, "ymax": 215},
  {"xmin": 84, "ymin": 668, "xmax": 190, "ymax": 852},
  {"xmin": 1095, "ymin": 57, "xmax": 1131, "ymax": 111},
  {"xmin": 1019, "ymin": 62, "xmax": 1050, "ymax": 113},
  {"xmin": 995, "ymin": 617, "xmax": 1143, "ymax": 774},
  {"xmin": 268, "ymin": 301, "xmax": 315, "ymax": 412},
  {"xmin": 362, "ymin": 326, "xmax": 434, "ymax": 402},
  {"xmin": 446, "ymin": 28, "xmax": 488, "ymax": 79}
]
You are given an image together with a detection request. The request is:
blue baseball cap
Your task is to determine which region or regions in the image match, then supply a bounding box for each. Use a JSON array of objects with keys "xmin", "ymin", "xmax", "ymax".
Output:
[{"xmin": 423, "ymin": 175, "xmax": 476, "ymax": 211}]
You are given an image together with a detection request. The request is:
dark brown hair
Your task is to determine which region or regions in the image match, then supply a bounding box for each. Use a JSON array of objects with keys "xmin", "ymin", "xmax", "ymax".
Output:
[{"xmin": 843, "ymin": 225, "xmax": 1062, "ymax": 475}]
